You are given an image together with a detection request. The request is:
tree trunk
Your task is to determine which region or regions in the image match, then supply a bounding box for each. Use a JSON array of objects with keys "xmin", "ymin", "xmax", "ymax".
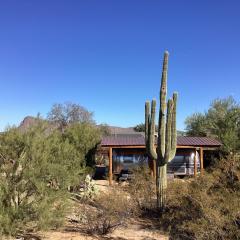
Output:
[{"xmin": 156, "ymin": 163, "xmax": 167, "ymax": 210}]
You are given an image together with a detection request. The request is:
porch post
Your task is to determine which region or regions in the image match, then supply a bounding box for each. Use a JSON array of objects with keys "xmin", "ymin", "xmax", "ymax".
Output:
[
  {"xmin": 200, "ymin": 147, "xmax": 204, "ymax": 175},
  {"xmin": 194, "ymin": 148, "xmax": 197, "ymax": 177},
  {"xmin": 109, "ymin": 147, "xmax": 113, "ymax": 186}
]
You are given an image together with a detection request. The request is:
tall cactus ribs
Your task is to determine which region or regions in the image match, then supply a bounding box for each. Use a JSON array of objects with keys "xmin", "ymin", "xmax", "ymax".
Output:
[{"xmin": 145, "ymin": 51, "xmax": 178, "ymax": 209}]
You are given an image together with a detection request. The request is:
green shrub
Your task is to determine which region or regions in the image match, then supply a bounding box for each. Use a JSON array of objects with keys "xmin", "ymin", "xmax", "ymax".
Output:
[{"xmin": 0, "ymin": 121, "xmax": 100, "ymax": 237}]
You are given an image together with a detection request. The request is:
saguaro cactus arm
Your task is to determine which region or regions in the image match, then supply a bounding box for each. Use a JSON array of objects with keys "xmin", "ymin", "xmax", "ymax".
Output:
[
  {"xmin": 145, "ymin": 101, "xmax": 150, "ymax": 146},
  {"xmin": 163, "ymin": 99, "xmax": 173, "ymax": 164},
  {"xmin": 149, "ymin": 100, "xmax": 157, "ymax": 160},
  {"xmin": 145, "ymin": 100, "xmax": 157, "ymax": 160},
  {"xmin": 169, "ymin": 92, "xmax": 178, "ymax": 161}
]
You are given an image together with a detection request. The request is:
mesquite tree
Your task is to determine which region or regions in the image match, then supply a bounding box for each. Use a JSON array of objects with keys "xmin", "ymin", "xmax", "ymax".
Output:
[{"xmin": 145, "ymin": 51, "xmax": 178, "ymax": 209}]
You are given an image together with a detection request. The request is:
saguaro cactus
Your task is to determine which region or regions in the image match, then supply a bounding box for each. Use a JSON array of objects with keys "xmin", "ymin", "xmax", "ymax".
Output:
[{"xmin": 145, "ymin": 51, "xmax": 178, "ymax": 209}]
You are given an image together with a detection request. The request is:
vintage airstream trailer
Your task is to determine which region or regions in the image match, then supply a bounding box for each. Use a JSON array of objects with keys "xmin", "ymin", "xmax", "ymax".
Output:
[
  {"xmin": 167, "ymin": 150, "xmax": 200, "ymax": 176},
  {"xmin": 98, "ymin": 133, "xmax": 221, "ymax": 184},
  {"xmin": 111, "ymin": 148, "xmax": 200, "ymax": 176}
]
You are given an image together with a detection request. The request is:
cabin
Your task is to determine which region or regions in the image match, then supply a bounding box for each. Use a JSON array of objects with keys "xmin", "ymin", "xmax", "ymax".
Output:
[{"xmin": 96, "ymin": 132, "xmax": 222, "ymax": 185}]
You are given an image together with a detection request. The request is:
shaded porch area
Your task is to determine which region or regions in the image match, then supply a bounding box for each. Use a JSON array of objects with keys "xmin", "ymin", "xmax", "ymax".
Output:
[
  {"xmin": 99, "ymin": 134, "xmax": 222, "ymax": 185},
  {"xmin": 106, "ymin": 146, "xmax": 207, "ymax": 185}
]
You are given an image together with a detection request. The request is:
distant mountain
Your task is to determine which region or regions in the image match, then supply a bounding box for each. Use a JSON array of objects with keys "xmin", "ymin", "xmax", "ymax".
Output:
[
  {"xmin": 18, "ymin": 116, "xmax": 186, "ymax": 136},
  {"xmin": 18, "ymin": 116, "xmax": 43, "ymax": 132},
  {"xmin": 107, "ymin": 126, "xmax": 136, "ymax": 135},
  {"xmin": 104, "ymin": 125, "xmax": 185, "ymax": 136},
  {"xmin": 19, "ymin": 118, "xmax": 136, "ymax": 135},
  {"xmin": 18, "ymin": 116, "xmax": 57, "ymax": 133}
]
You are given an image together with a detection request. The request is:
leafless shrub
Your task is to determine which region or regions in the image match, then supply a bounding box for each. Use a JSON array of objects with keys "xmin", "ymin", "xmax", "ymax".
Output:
[
  {"xmin": 76, "ymin": 188, "xmax": 133, "ymax": 235},
  {"xmin": 127, "ymin": 166, "xmax": 156, "ymax": 214}
]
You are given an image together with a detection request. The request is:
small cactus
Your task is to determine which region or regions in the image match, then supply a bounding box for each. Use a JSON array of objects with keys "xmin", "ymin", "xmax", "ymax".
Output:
[
  {"xmin": 79, "ymin": 175, "xmax": 99, "ymax": 200},
  {"xmin": 145, "ymin": 51, "xmax": 178, "ymax": 209}
]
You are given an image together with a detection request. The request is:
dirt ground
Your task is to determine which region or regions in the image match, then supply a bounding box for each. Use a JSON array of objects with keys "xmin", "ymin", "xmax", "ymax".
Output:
[
  {"xmin": 13, "ymin": 180, "xmax": 168, "ymax": 240},
  {"xmin": 40, "ymin": 221, "xmax": 168, "ymax": 240}
]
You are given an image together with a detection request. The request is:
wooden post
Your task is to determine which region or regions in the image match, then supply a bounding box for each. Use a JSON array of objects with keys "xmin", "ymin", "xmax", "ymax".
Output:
[
  {"xmin": 194, "ymin": 149, "xmax": 197, "ymax": 177},
  {"xmin": 109, "ymin": 147, "xmax": 113, "ymax": 186},
  {"xmin": 200, "ymin": 147, "xmax": 204, "ymax": 175}
]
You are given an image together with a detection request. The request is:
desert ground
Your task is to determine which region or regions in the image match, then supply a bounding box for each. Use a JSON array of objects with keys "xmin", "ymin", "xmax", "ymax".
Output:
[{"xmin": 14, "ymin": 180, "xmax": 167, "ymax": 240}]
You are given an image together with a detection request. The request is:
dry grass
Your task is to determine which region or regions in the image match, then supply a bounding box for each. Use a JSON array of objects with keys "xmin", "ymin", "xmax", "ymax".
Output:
[
  {"xmin": 126, "ymin": 167, "xmax": 156, "ymax": 213},
  {"xmin": 8, "ymin": 157, "xmax": 239, "ymax": 240},
  {"xmin": 71, "ymin": 188, "xmax": 133, "ymax": 235},
  {"xmin": 160, "ymin": 157, "xmax": 240, "ymax": 240}
]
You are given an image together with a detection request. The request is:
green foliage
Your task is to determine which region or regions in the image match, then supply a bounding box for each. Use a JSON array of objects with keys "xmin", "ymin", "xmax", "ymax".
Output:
[
  {"xmin": 185, "ymin": 113, "xmax": 208, "ymax": 137},
  {"xmin": 177, "ymin": 130, "xmax": 186, "ymax": 136},
  {"xmin": 0, "ymin": 124, "xmax": 68, "ymax": 236},
  {"xmin": 0, "ymin": 121, "xmax": 101, "ymax": 236},
  {"xmin": 63, "ymin": 123, "xmax": 101, "ymax": 168},
  {"xmin": 185, "ymin": 96, "xmax": 240, "ymax": 153},
  {"xmin": 160, "ymin": 156, "xmax": 240, "ymax": 240}
]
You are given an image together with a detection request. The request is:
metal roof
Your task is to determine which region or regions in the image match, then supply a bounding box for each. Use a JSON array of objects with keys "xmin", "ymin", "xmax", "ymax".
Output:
[
  {"xmin": 177, "ymin": 136, "xmax": 221, "ymax": 146},
  {"xmin": 101, "ymin": 134, "xmax": 222, "ymax": 147},
  {"xmin": 102, "ymin": 134, "xmax": 145, "ymax": 146}
]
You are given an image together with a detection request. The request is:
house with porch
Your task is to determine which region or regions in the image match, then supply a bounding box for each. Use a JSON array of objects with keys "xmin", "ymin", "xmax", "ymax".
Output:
[{"xmin": 97, "ymin": 132, "xmax": 221, "ymax": 185}]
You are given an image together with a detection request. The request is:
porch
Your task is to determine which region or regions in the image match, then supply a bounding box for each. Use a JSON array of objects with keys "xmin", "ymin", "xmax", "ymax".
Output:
[{"xmin": 99, "ymin": 134, "xmax": 222, "ymax": 185}]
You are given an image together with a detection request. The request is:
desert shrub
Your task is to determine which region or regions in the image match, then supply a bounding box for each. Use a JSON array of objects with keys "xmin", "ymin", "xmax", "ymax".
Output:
[
  {"xmin": 160, "ymin": 156, "xmax": 240, "ymax": 240},
  {"xmin": 77, "ymin": 189, "xmax": 133, "ymax": 235},
  {"xmin": 127, "ymin": 166, "xmax": 156, "ymax": 213},
  {"xmin": 0, "ymin": 125, "xmax": 70, "ymax": 236},
  {"xmin": 0, "ymin": 121, "xmax": 101, "ymax": 237}
]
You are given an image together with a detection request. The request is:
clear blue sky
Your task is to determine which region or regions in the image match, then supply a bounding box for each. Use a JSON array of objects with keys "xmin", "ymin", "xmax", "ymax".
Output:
[{"xmin": 0, "ymin": 0, "xmax": 240, "ymax": 131}]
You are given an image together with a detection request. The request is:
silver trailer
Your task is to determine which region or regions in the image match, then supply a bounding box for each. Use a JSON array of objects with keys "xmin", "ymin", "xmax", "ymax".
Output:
[
  {"xmin": 112, "ymin": 149, "xmax": 200, "ymax": 177},
  {"xmin": 167, "ymin": 151, "xmax": 200, "ymax": 176}
]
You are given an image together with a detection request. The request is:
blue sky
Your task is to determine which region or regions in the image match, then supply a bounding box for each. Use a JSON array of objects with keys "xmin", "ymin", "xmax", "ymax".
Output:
[{"xmin": 0, "ymin": 0, "xmax": 240, "ymax": 131}]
